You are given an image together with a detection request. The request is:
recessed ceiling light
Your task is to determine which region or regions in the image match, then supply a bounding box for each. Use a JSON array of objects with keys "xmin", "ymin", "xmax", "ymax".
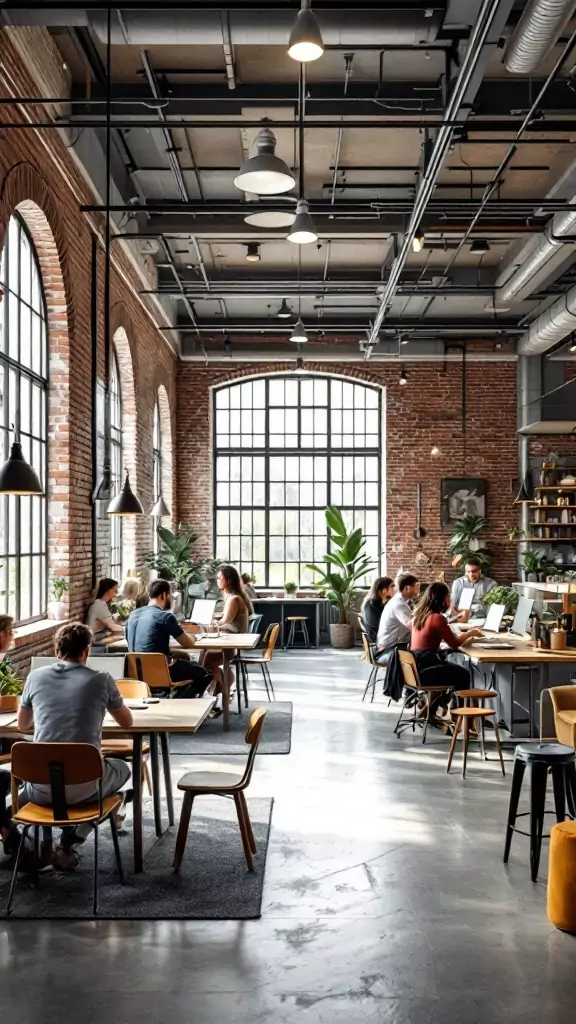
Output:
[
  {"xmin": 234, "ymin": 126, "xmax": 295, "ymax": 196},
  {"xmin": 288, "ymin": 0, "xmax": 324, "ymax": 63}
]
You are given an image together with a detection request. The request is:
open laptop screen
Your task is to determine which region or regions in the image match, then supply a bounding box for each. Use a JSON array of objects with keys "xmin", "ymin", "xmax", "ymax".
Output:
[
  {"xmin": 510, "ymin": 595, "xmax": 534, "ymax": 637},
  {"xmin": 190, "ymin": 598, "xmax": 217, "ymax": 626}
]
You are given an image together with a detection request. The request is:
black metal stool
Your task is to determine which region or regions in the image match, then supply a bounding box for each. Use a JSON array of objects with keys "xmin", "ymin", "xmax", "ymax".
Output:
[{"xmin": 503, "ymin": 742, "xmax": 576, "ymax": 881}]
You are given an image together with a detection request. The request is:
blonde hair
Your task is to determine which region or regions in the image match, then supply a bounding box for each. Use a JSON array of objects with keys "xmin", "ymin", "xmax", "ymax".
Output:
[{"xmin": 122, "ymin": 578, "xmax": 147, "ymax": 604}]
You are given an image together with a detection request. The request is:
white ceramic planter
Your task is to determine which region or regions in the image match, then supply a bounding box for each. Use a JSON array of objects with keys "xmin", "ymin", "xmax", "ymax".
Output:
[{"xmin": 47, "ymin": 600, "xmax": 67, "ymax": 621}]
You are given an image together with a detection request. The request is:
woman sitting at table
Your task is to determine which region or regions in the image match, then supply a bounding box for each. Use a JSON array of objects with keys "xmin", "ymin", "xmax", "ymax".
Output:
[
  {"xmin": 410, "ymin": 581, "xmax": 483, "ymax": 710},
  {"xmin": 202, "ymin": 565, "xmax": 253, "ymax": 712},
  {"xmin": 86, "ymin": 577, "xmax": 125, "ymax": 644},
  {"xmin": 361, "ymin": 576, "xmax": 395, "ymax": 644}
]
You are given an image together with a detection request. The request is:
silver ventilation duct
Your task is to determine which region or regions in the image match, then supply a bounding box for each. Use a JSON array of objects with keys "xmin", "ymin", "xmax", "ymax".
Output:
[
  {"xmin": 518, "ymin": 282, "xmax": 576, "ymax": 353},
  {"xmin": 495, "ymin": 203, "xmax": 576, "ymax": 304},
  {"xmin": 504, "ymin": 0, "xmax": 576, "ymax": 73},
  {"xmin": 1, "ymin": 8, "xmax": 443, "ymax": 46}
]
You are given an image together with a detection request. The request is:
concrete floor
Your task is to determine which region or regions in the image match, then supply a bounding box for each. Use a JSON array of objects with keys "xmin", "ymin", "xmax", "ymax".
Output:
[{"xmin": 1, "ymin": 648, "xmax": 576, "ymax": 1022}]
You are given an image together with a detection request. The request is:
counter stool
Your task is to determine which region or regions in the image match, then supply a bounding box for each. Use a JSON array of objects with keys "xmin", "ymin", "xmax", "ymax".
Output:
[
  {"xmin": 503, "ymin": 742, "xmax": 576, "ymax": 881},
  {"xmin": 284, "ymin": 616, "xmax": 310, "ymax": 650},
  {"xmin": 447, "ymin": 706, "xmax": 505, "ymax": 778}
]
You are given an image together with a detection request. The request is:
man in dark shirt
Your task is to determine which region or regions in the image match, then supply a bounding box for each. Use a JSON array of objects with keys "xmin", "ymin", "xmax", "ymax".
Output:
[{"xmin": 126, "ymin": 580, "xmax": 211, "ymax": 697}]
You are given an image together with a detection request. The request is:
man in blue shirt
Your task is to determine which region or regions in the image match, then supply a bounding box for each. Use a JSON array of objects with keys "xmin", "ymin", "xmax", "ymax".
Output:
[{"xmin": 126, "ymin": 579, "xmax": 211, "ymax": 697}]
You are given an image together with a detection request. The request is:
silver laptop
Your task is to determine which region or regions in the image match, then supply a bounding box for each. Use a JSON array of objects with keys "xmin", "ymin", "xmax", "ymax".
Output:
[
  {"xmin": 483, "ymin": 603, "xmax": 505, "ymax": 634},
  {"xmin": 509, "ymin": 595, "xmax": 534, "ymax": 637},
  {"xmin": 190, "ymin": 598, "xmax": 217, "ymax": 627}
]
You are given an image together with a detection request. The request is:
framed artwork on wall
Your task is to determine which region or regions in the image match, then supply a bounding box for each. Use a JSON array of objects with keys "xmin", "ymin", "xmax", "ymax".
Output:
[{"xmin": 441, "ymin": 478, "xmax": 486, "ymax": 532}]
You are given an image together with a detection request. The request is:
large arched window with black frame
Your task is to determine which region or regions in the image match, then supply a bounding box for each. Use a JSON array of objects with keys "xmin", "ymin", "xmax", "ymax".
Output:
[
  {"xmin": 109, "ymin": 346, "xmax": 123, "ymax": 579},
  {"xmin": 0, "ymin": 214, "xmax": 48, "ymax": 623},
  {"xmin": 213, "ymin": 374, "xmax": 382, "ymax": 587},
  {"xmin": 152, "ymin": 396, "xmax": 162, "ymax": 554}
]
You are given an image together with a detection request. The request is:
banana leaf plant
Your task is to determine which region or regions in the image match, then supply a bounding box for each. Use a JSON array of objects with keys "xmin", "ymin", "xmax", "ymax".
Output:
[
  {"xmin": 448, "ymin": 514, "xmax": 492, "ymax": 569},
  {"xmin": 306, "ymin": 506, "xmax": 375, "ymax": 624},
  {"xmin": 144, "ymin": 523, "xmax": 206, "ymax": 590}
]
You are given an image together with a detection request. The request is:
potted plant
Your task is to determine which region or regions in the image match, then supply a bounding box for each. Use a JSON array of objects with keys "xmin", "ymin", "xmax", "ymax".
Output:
[
  {"xmin": 0, "ymin": 658, "xmax": 22, "ymax": 712},
  {"xmin": 145, "ymin": 523, "xmax": 206, "ymax": 613},
  {"xmin": 482, "ymin": 586, "xmax": 520, "ymax": 616},
  {"xmin": 448, "ymin": 514, "xmax": 492, "ymax": 569},
  {"xmin": 203, "ymin": 558, "xmax": 224, "ymax": 597},
  {"xmin": 522, "ymin": 549, "xmax": 555, "ymax": 583},
  {"xmin": 547, "ymin": 608, "xmax": 567, "ymax": 651},
  {"xmin": 306, "ymin": 506, "xmax": 375, "ymax": 649},
  {"xmin": 284, "ymin": 581, "xmax": 297, "ymax": 597},
  {"xmin": 508, "ymin": 525, "xmax": 524, "ymax": 542},
  {"xmin": 47, "ymin": 577, "xmax": 73, "ymax": 621}
]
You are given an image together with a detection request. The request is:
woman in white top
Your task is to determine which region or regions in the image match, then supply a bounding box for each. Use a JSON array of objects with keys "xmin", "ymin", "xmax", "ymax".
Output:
[
  {"xmin": 86, "ymin": 578, "xmax": 124, "ymax": 643},
  {"xmin": 202, "ymin": 565, "xmax": 253, "ymax": 714}
]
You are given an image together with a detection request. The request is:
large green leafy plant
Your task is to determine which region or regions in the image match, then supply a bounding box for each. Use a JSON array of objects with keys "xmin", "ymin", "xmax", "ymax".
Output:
[
  {"xmin": 144, "ymin": 523, "xmax": 206, "ymax": 590},
  {"xmin": 0, "ymin": 658, "xmax": 22, "ymax": 697},
  {"xmin": 448, "ymin": 514, "xmax": 492, "ymax": 569},
  {"xmin": 306, "ymin": 506, "xmax": 375, "ymax": 624},
  {"xmin": 482, "ymin": 586, "xmax": 519, "ymax": 615}
]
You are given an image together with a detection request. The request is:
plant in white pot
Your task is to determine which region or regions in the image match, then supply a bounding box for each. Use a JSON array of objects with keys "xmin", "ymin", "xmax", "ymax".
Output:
[
  {"xmin": 47, "ymin": 577, "xmax": 73, "ymax": 621},
  {"xmin": 307, "ymin": 506, "xmax": 375, "ymax": 649}
]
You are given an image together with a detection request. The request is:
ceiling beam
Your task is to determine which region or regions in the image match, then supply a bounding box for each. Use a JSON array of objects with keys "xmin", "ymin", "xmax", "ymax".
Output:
[{"xmin": 165, "ymin": 317, "xmax": 523, "ymax": 333}]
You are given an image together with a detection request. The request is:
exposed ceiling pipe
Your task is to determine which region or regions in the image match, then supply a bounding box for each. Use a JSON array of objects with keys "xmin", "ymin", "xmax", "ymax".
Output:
[
  {"xmin": 220, "ymin": 11, "xmax": 236, "ymax": 91},
  {"xmin": 366, "ymin": 0, "xmax": 509, "ymax": 348},
  {"xmin": 504, "ymin": 0, "xmax": 576, "ymax": 73},
  {"xmin": 518, "ymin": 281, "xmax": 576, "ymax": 353},
  {"xmin": 181, "ymin": 347, "xmax": 516, "ymax": 363}
]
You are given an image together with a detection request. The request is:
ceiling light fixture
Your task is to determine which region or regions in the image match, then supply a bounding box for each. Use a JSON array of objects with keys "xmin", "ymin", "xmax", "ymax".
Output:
[
  {"xmin": 107, "ymin": 473, "xmax": 144, "ymax": 516},
  {"xmin": 288, "ymin": 0, "xmax": 324, "ymax": 63},
  {"xmin": 412, "ymin": 232, "xmax": 425, "ymax": 253},
  {"xmin": 290, "ymin": 318, "xmax": 308, "ymax": 343},
  {"xmin": 399, "ymin": 366, "xmax": 407, "ymax": 386},
  {"xmin": 287, "ymin": 198, "xmax": 318, "ymax": 244},
  {"xmin": 294, "ymin": 357, "xmax": 308, "ymax": 373},
  {"xmin": 245, "ymin": 242, "xmax": 261, "ymax": 262},
  {"xmin": 277, "ymin": 298, "xmax": 293, "ymax": 319},
  {"xmin": 234, "ymin": 125, "xmax": 295, "ymax": 196},
  {"xmin": 513, "ymin": 472, "xmax": 533, "ymax": 504},
  {"xmin": 244, "ymin": 210, "xmax": 296, "ymax": 228},
  {"xmin": 0, "ymin": 439, "xmax": 43, "ymax": 495},
  {"xmin": 150, "ymin": 495, "xmax": 170, "ymax": 518},
  {"xmin": 470, "ymin": 238, "xmax": 491, "ymax": 253},
  {"xmin": 430, "ymin": 445, "xmax": 442, "ymax": 458}
]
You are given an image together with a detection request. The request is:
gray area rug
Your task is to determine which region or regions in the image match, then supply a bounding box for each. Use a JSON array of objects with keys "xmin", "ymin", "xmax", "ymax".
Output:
[
  {"xmin": 1, "ymin": 797, "xmax": 273, "ymax": 920},
  {"xmin": 170, "ymin": 700, "xmax": 292, "ymax": 755}
]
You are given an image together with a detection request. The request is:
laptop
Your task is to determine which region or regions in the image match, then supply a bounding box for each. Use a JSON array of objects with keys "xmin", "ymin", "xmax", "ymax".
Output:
[
  {"xmin": 509, "ymin": 595, "xmax": 534, "ymax": 637},
  {"xmin": 457, "ymin": 588, "xmax": 475, "ymax": 612},
  {"xmin": 190, "ymin": 598, "xmax": 217, "ymax": 627},
  {"xmin": 483, "ymin": 603, "xmax": 505, "ymax": 634}
]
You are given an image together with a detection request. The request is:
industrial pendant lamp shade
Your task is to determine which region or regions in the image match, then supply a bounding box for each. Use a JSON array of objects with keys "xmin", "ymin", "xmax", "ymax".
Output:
[
  {"xmin": 234, "ymin": 126, "xmax": 295, "ymax": 195},
  {"xmin": 107, "ymin": 473, "xmax": 144, "ymax": 516},
  {"xmin": 287, "ymin": 199, "xmax": 318, "ymax": 244},
  {"xmin": 288, "ymin": 0, "xmax": 324, "ymax": 62},
  {"xmin": 514, "ymin": 473, "xmax": 533, "ymax": 504},
  {"xmin": 470, "ymin": 238, "xmax": 491, "ymax": 253},
  {"xmin": 290, "ymin": 318, "xmax": 308, "ymax": 343},
  {"xmin": 277, "ymin": 298, "xmax": 293, "ymax": 318},
  {"xmin": 150, "ymin": 495, "xmax": 171, "ymax": 518},
  {"xmin": 0, "ymin": 442, "xmax": 43, "ymax": 495}
]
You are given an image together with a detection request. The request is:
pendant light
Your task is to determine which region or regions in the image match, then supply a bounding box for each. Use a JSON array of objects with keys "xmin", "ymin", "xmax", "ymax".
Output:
[
  {"xmin": 107, "ymin": 473, "xmax": 144, "ymax": 516},
  {"xmin": 287, "ymin": 199, "xmax": 317, "ymax": 244},
  {"xmin": 399, "ymin": 366, "xmax": 407, "ymax": 386},
  {"xmin": 470, "ymin": 238, "xmax": 490, "ymax": 254},
  {"xmin": 234, "ymin": 124, "xmax": 295, "ymax": 196},
  {"xmin": 412, "ymin": 232, "xmax": 425, "ymax": 253},
  {"xmin": 245, "ymin": 242, "xmax": 261, "ymax": 262},
  {"xmin": 287, "ymin": 66, "xmax": 317, "ymax": 246},
  {"xmin": 514, "ymin": 472, "xmax": 533, "ymax": 504},
  {"xmin": 288, "ymin": 0, "xmax": 324, "ymax": 62},
  {"xmin": 290, "ymin": 318, "xmax": 308, "ymax": 343},
  {"xmin": 150, "ymin": 495, "xmax": 170, "ymax": 518},
  {"xmin": 0, "ymin": 438, "xmax": 42, "ymax": 495},
  {"xmin": 277, "ymin": 298, "xmax": 293, "ymax": 319}
]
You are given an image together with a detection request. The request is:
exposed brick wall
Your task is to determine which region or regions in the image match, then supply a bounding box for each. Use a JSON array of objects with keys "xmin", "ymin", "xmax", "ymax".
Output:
[{"xmin": 176, "ymin": 359, "xmax": 519, "ymax": 585}]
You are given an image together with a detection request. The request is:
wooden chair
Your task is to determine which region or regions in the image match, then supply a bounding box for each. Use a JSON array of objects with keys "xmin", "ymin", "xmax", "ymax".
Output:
[
  {"xmin": 125, "ymin": 652, "xmax": 176, "ymax": 691},
  {"xmin": 447, "ymin": 701, "xmax": 506, "ymax": 778},
  {"xmin": 101, "ymin": 679, "xmax": 152, "ymax": 795},
  {"xmin": 7, "ymin": 741, "xmax": 125, "ymax": 916},
  {"xmin": 173, "ymin": 707, "xmax": 267, "ymax": 873},
  {"xmin": 361, "ymin": 632, "xmax": 387, "ymax": 702},
  {"xmin": 394, "ymin": 650, "xmax": 455, "ymax": 744},
  {"xmin": 237, "ymin": 623, "xmax": 280, "ymax": 706}
]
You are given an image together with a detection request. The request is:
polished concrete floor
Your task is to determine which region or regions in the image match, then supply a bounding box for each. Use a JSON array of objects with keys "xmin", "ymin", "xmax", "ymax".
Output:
[{"xmin": 1, "ymin": 648, "xmax": 576, "ymax": 1022}]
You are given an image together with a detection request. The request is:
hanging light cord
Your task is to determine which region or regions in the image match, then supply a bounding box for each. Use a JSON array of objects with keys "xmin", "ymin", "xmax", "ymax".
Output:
[{"xmin": 298, "ymin": 63, "xmax": 306, "ymax": 200}]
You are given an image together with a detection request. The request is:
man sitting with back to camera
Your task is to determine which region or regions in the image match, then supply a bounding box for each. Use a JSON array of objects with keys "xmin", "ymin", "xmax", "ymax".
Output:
[{"xmin": 126, "ymin": 579, "xmax": 212, "ymax": 697}]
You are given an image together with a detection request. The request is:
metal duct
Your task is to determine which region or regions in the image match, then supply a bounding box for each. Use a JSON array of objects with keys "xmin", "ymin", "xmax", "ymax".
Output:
[
  {"xmin": 518, "ymin": 281, "xmax": 576, "ymax": 353},
  {"xmin": 495, "ymin": 203, "xmax": 576, "ymax": 303},
  {"xmin": 1, "ymin": 8, "xmax": 443, "ymax": 45},
  {"xmin": 504, "ymin": 0, "xmax": 576, "ymax": 73}
]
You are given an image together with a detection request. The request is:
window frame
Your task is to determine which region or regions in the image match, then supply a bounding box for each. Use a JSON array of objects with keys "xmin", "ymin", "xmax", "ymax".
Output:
[
  {"xmin": 0, "ymin": 213, "xmax": 49, "ymax": 625},
  {"xmin": 152, "ymin": 396, "xmax": 162, "ymax": 554},
  {"xmin": 212, "ymin": 375, "xmax": 382, "ymax": 588}
]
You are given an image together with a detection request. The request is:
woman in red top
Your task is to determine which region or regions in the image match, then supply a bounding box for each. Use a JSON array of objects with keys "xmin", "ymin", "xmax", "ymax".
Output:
[{"xmin": 411, "ymin": 581, "xmax": 483, "ymax": 700}]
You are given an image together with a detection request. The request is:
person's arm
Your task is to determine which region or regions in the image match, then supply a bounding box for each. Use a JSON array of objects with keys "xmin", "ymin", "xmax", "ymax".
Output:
[
  {"xmin": 17, "ymin": 677, "xmax": 34, "ymax": 732},
  {"xmin": 100, "ymin": 615, "xmax": 124, "ymax": 635},
  {"xmin": 216, "ymin": 595, "xmax": 240, "ymax": 632},
  {"xmin": 165, "ymin": 612, "xmax": 197, "ymax": 650},
  {"xmin": 395, "ymin": 599, "xmax": 413, "ymax": 631},
  {"xmin": 105, "ymin": 674, "xmax": 133, "ymax": 729},
  {"xmin": 453, "ymin": 627, "xmax": 484, "ymax": 647}
]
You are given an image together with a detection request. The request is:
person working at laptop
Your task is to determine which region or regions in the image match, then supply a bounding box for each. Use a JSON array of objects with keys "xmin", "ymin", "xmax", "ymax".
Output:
[
  {"xmin": 450, "ymin": 557, "xmax": 495, "ymax": 619},
  {"xmin": 375, "ymin": 573, "xmax": 420, "ymax": 664},
  {"xmin": 126, "ymin": 580, "xmax": 212, "ymax": 697}
]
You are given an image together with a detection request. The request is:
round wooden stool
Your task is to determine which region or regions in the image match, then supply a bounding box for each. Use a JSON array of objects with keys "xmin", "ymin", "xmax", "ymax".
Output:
[
  {"xmin": 447, "ymin": 707, "xmax": 505, "ymax": 778},
  {"xmin": 284, "ymin": 616, "xmax": 310, "ymax": 649}
]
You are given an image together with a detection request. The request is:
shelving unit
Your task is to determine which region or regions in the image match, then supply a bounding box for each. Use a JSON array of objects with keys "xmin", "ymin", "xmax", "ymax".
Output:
[{"xmin": 521, "ymin": 462, "xmax": 576, "ymax": 570}]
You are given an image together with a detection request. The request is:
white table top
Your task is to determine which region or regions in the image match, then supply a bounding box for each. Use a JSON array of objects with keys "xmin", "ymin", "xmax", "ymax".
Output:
[
  {"xmin": 0, "ymin": 698, "xmax": 215, "ymax": 738},
  {"xmin": 192, "ymin": 633, "xmax": 260, "ymax": 650}
]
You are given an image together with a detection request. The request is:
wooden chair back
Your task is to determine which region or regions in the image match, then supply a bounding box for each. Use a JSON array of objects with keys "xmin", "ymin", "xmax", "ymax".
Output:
[
  {"xmin": 241, "ymin": 707, "xmax": 267, "ymax": 786},
  {"xmin": 125, "ymin": 652, "xmax": 172, "ymax": 689},
  {"xmin": 263, "ymin": 622, "xmax": 280, "ymax": 662},
  {"xmin": 398, "ymin": 650, "xmax": 420, "ymax": 690},
  {"xmin": 116, "ymin": 679, "xmax": 151, "ymax": 698},
  {"xmin": 10, "ymin": 741, "xmax": 103, "ymax": 816},
  {"xmin": 361, "ymin": 632, "xmax": 377, "ymax": 667}
]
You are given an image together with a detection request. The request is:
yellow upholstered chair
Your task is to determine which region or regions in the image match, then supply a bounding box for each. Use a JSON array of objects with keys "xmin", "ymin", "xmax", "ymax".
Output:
[
  {"xmin": 550, "ymin": 686, "xmax": 576, "ymax": 748},
  {"xmin": 548, "ymin": 821, "xmax": 576, "ymax": 933}
]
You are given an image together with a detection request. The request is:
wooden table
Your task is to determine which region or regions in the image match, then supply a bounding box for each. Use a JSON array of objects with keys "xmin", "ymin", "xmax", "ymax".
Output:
[
  {"xmin": 0, "ymin": 697, "xmax": 215, "ymax": 874},
  {"xmin": 192, "ymin": 633, "xmax": 260, "ymax": 731}
]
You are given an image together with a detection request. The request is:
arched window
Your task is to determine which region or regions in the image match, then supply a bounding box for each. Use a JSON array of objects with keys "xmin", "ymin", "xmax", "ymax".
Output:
[
  {"xmin": 152, "ymin": 396, "xmax": 162, "ymax": 553},
  {"xmin": 109, "ymin": 346, "xmax": 123, "ymax": 579},
  {"xmin": 0, "ymin": 214, "xmax": 48, "ymax": 622},
  {"xmin": 214, "ymin": 375, "xmax": 382, "ymax": 587}
]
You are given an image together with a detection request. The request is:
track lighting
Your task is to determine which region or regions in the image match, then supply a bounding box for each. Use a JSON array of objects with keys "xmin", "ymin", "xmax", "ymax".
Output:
[
  {"xmin": 288, "ymin": 0, "xmax": 324, "ymax": 63},
  {"xmin": 470, "ymin": 239, "xmax": 491, "ymax": 253},
  {"xmin": 399, "ymin": 366, "xmax": 407, "ymax": 386},
  {"xmin": 412, "ymin": 232, "xmax": 425, "ymax": 253},
  {"xmin": 277, "ymin": 299, "xmax": 293, "ymax": 319},
  {"xmin": 290, "ymin": 318, "xmax": 308, "ymax": 343},
  {"xmin": 234, "ymin": 125, "xmax": 295, "ymax": 196},
  {"xmin": 245, "ymin": 242, "xmax": 261, "ymax": 262},
  {"xmin": 287, "ymin": 199, "xmax": 318, "ymax": 244}
]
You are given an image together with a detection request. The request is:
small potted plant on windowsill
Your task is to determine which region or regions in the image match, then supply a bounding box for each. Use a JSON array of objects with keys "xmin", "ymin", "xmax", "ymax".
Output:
[
  {"xmin": 0, "ymin": 658, "xmax": 22, "ymax": 712},
  {"xmin": 47, "ymin": 577, "xmax": 73, "ymax": 621},
  {"xmin": 284, "ymin": 581, "xmax": 297, "ymax": 597}
]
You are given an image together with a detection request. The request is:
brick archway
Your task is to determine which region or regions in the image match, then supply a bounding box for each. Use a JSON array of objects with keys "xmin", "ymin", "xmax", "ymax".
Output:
[
  {"xmin": 112, "ymin": 322, "xmax": 138, "ymax": 573},
  {"xmin": 157, "ymin": 383, "xmax": 173, "ymax": 530}
]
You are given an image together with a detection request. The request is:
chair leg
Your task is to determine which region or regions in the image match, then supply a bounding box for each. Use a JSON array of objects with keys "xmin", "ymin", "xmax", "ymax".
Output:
[
  {"xmin": 92, "ymin": 823, "xmax": 99, "ymax": 917},
  {"xmin": 422, "ymin": 691, "xmax": 433, "ymax": 745},
  {"xmin": 264, "ymin": 663, "xmax": 275, "ymax": 700},
  {"xmin": 362, "ymin": 666, "xmax": 375, "ymax": 702},
  {"xmin": 565, "ymin": 761, "xmax": 576, "ymax": 818},
  {"xmin": 143, "ymin": 759, "xmax": 152, "ymax": 796},
  {"xmin": 302, "ymin": 622, "xmax": 310, "ymax": 648},
  {"xmin": 446, "ymin": 715, "xmax": 462, "ymax": 773},
  {"xmin": 479, "ymin": 716, "xmax": 487, "ymax": 761},
  {"xmin": 172, "ymin": 791, "xmax": 194, "ymax": 873},
  {"xmin": 242, "ymin": 661, "xmax": 249, "ymax": 708},
  {"xmin": 234, "ymin": 792, "xmax": 254, "ymax": 870},
  {"xmin": 503, "ymin": 756, "xmax": 526, "ymax": 862},
  {"xmin": 6, "ymin": 826, "xmax": 28, "ymax": 917},
  {"xmin": 551, "ymin": 763, "xmax": 567, "ymax": 823},
  {"xmin": 529, "ymin": 760, "xmax": 548, "ymax": 881},
  {"xmin": 461, "ymin": 716, "xmax": 470, "ymax": 778},
  {"xmin": 239, "ymin": 791, "xmax": 257, "ymax": 854},
  {"xmin": 261, "ymin": 663, "xmax": 271, "ymax": 701},
  {"xmin": 109, "ymin": 815, "xmax": 125, "ymax": 885},
  {"xmin": 493, "ymin": 720, "xmax": 506, "ymax": 776},
  {"xmin": 393, "ymin": 689, "xmax": 411, "ymax": 735}
]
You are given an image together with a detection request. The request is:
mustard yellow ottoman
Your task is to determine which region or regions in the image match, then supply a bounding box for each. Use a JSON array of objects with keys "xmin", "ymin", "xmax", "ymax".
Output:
[{"xmin": 547, "ymin": 821, "xmax": 576, "ymax": 933}]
